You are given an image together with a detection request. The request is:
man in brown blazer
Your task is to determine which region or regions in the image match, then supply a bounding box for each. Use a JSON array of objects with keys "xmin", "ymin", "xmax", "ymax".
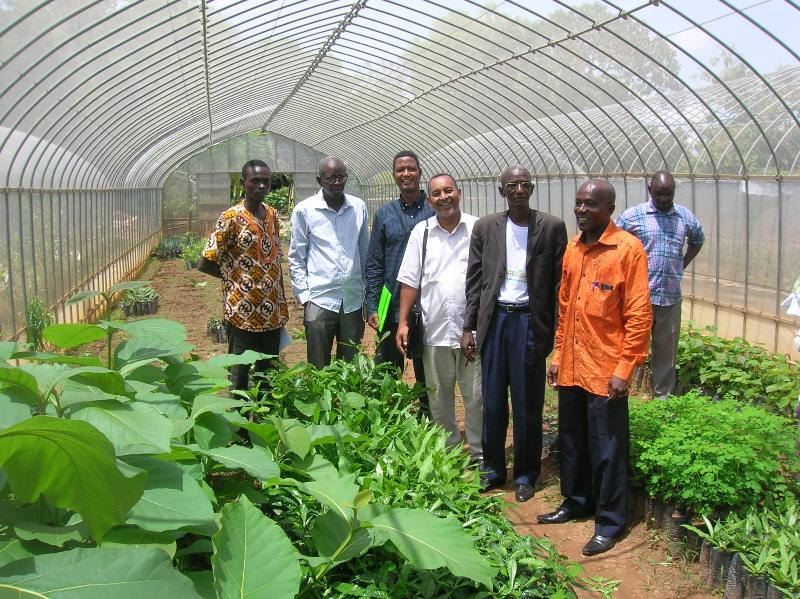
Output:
[{"xmin": 461, "ymin": 165, "xmax": 567, "ymax": 502}]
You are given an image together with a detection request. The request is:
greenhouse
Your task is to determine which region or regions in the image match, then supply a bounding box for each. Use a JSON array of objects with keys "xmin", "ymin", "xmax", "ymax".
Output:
[{"xmin": 0, "ymin": 1, "xmax": 799, "ymax": 598}]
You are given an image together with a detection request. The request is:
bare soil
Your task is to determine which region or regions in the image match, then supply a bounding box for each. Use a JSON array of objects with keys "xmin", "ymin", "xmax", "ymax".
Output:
[{"xmin": 128, "ymin": 257, "xmax": 715, "ymax": 599}]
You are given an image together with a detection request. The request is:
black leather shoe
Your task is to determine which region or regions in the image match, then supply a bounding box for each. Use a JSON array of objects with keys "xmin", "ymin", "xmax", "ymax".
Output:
[
  {"xmin": 582, "ymin": 534, "xmax": 617, "ymax": 556},
  {"xmin": 515, "ymin": 483, "xmax": 534, "ymax": 503},
  {"xmin": 479, "ymin": 474, "xmax": 505, "ymax": 492},
  {"xmin": 536, "ymin": 506, "xmax": 581, "ymax": 524}
]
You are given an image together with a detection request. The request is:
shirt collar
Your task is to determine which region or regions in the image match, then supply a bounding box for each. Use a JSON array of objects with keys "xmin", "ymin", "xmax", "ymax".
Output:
[
  {"xmin": 646, "ymin": 195, "xmax": 675, "ymax": 215},
  {"xmin": 576, "ymin": 219, "xmax": 621, "ymax": 247},
  {"xmin": 429, "ymin": 212, "xmax": 468, "ymax": 234},
  {"xmin": 398, "ymin": 190, "xmax": 426, "ymax": 212},
  {"xmin": 313, "ymin": 189, "xmax": 351, "ymax": 212}
]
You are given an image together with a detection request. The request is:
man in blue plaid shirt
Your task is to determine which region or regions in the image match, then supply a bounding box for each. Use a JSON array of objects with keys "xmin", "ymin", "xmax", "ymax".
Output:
[{"xmin": 616, "ymin": 170, "xmax": 704, "ymax": 400}]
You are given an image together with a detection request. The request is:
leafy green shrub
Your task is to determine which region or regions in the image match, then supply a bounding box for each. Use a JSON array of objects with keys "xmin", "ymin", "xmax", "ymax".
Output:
[
  {"xmin": 152, "ymin": 233, "xmax": 202, "ymax": 261},
  {"xmin": 629, "ymin": 392, "xmax": 800, "ymax": 515},
  {"xmin": 180, "ymin": 238, "xmax": 207, "ymax": 267},
  {"xmin": 676, "ymin": 324, "xmax": 799, "ymax": 416},
  {"xmin": 265, "ymin": 187, "xmax": 290, "ymax": 214},
  {"xmin": 121, "ymin": 285, "xmax": 159, "ymax": 316},
  {"xmin": 0, "ymin": 314, "xmax": 585, "ymax": 598},
  {"xmin": 25, "ymin": 297, "xmax": 54, "ymax": 350}
]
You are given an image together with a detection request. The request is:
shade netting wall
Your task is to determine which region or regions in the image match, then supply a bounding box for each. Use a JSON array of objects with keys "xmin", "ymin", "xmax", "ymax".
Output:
[{"xmin": 0, "ymin": 0, "xmax": 798, "ymax": 356}]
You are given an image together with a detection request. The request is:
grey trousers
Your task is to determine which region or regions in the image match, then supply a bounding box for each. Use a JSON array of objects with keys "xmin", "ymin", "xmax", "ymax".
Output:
[
  {"xmin": 651, "ymin": 301, "xmax": 682, "ymax": 400},
  {"xmin": 304, "ymin": 301, "xmax": 364, "ymax": 369}
]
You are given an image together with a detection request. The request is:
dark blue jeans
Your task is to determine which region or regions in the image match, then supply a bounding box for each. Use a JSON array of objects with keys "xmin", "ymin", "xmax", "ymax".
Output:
[
  {"xmin": 480, "ymin": 310, "xmax": 545, "ymax": 486},
  {"xmin": 558, "ymin": 386, "xmax": 629, "ymax": 538}
]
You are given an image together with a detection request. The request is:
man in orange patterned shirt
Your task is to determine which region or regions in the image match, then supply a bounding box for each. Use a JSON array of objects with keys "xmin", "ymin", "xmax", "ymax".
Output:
[
  {"xmin": 537, "ymin": 179, "xmax": 651, "ymax": 556},
  {"xmin": 199, "ymin": 160, "xmax": 289, "ymax": 394}
]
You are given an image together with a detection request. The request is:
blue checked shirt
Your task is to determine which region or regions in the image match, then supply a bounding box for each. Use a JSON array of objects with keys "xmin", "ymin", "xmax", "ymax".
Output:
[
  {"xmin": 288, "ymin": 191, "xmax": 369, "ymax": 313},
  {"xmin": 616, "ymin": 199, "xmax": 704, "ymax": 306},
  {"xmin": 364, "ymin": 192, "xmax": 435, "ymax": 322}
]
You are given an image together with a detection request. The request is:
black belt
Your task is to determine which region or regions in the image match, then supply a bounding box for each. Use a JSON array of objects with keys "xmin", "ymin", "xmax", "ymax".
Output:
[{"xmin": 497, "ymin": 302, "xmax": 529, "ymax": 313}]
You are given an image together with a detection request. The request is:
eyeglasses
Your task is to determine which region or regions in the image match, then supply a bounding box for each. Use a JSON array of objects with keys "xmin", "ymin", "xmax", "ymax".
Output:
[
  {"xmin": 321, "ymin": 173, "xmax": 348, "ymax": 184},
  {"xmin": 503, "ymin": 180, "xmax": 533, "ymax": 193}
]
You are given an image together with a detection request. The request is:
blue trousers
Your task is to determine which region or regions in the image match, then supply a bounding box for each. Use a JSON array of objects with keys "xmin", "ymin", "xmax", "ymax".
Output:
[
  {"xmin": 558, "ymin": 386, "xmax": 629, "ymax": 538},
  {"xmin": 480, "ymin": 310, "xmax": 545, "ymax": 486}
]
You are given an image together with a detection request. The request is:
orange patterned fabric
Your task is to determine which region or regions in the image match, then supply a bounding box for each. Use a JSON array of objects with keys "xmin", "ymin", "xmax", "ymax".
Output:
[
  {"xmin": 202, "ymin": 202, "xmax": 289, "ymax": 332},
  {"xmin": 552, "ymin": 221, "xmax": 652, "ymax": 396}
]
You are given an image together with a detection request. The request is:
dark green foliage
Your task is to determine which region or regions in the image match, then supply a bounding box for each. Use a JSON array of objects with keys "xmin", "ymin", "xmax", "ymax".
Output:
[
  {"xmin": 629, "ymin": 392, "xmax": 800, "ymax": 515},
  {"xmin": 676, "ymin": 324, "xmax": 799, "ymax": 416},
  {"xmin": 25, "ymin": 297, "xmax": 54, "ymax": 350},
  {"xmin": 265, "ymin": 188, "xmax": 291, "ymax": 214},
  {"xmin": 152, "ymin": 233, "xmax": 202, "ymax": 261}
]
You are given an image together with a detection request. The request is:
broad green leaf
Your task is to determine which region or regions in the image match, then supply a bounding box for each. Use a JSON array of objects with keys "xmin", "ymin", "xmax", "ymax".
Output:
[
  {"xmin": 299, "ymin": 474, "xmax": 360, "ymax": 523},
  {"xmin": 186, "ymin": 570, "xmax": 216, "ymax": 599},
  {"xmin": 193, "ymin": 412, "xmax": 234, "ymax": 449},
  {"xmin": 0, "ymin": 416, "xmax": 145, "ymax": 541},
  {"xmin": 310, "ymin": 510, "xmax": 373, "ymax": 564},
  {"xmin": 124, "ymin": 456, "xmax": 216, "ymax": 534},
  {"xmin": 0, "ymin": 546, "xmax": 202, "ymax": 598},
  {"xmin": 190, "ymin": 395, "xmax": 246, "ymax": 419},
  {"xmin": 0, "ymin": 342, "xmax": 27, "ymax": 361},
  {"xmin": 71, "ymin": 400, "xmax": 173, "ymax": 455},
  {"xmin": 300, "ymin": 454, "xmax": 339, "ymax": 480},
  {"xmin": 0, "ymin": 536, "xmax": 35, "ymax": 568},
  {"xmin": 42, "ymin": 323, "xmax": 107, "ymax": 349},
  {"xmin": 0, "ymin": 365, "xmax": 41, "ymax": 405},
  {"xmin": 195, "ymin": 445, "xmax": 279, "ymax": 482},
  {"xmin": 115, "ymin": 338, "xmax": 194, "ymax": 367},
  {"xmin": 342, "ymin": 392, "xmax": 366, "ymax": 409},
  {"xmin": 0, "ymin": 390, "xmax": 33, "ymax": 429},
  {"xmin": 307, "ymin": 423, "xmax": 360, "ymax": 445},
  {"xmin": 66, "ymin": 366, "xmax": 127, "ymax": 397},
  {"xmin": 212, "ymin": 495, "xmax": 301, "ymax": 599},
  {"xmin": 13, "ymin": 521, "xmax": 86, "ymax": 547},
  {"xmin": 102, "ymin": 527, "xmax": 177, "ymax": 558},
  {"xmin": 273, "ymin": 416, "xmax": 311, "ymax": 458},
  {"xmin": 369, "ymin": 508, "xmax": 496, "ymax": 588},
  {"xmin": 175, "ymin": 538, "xmax": 213, "ymax": 558},
  {"xmin": 59, "ymin": 378, "xmax": 124, "ymax": 409},
  {"xmin": 109, "ymin": 280, "xmax": 151, "ymax": 294},
  {"xmin": 135, "ymin": 391, "xmax": 186, "ymax": 419},
  {"xmin": 10, "ymin": 351, "xmax": 103, "ymax": 367},
  {"xmin": 66, "ymin": 289, "xmax": 103, "ymax": 305},
  {"xmin": 118, "ymin": 319, "xmax": 187, "ymax": 342},
  {"xmin": 206, "ymin": 351, "xmax": 269, "ymax": 369}
]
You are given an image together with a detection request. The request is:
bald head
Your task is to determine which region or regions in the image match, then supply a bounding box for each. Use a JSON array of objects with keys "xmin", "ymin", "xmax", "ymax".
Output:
[
  {"xmin": 649, "ymin": 169, "xmax": 676, "ymax": 213},
  {"xmin": 318, "ymin": 156, "xmax": 348, "ymax": 204},
  {"xmin": 499, "ymin": 165, "xmax": 534, "ymax": 219},
  {"xmin": 575, "ymin": 178, "xmax": 616, "ymax": 241},
  {"xmin": 500, "ymin": 164, "xmax": 531, "ymax": 186},
  {"xmin": 319, "ymin": 156, "xmax": 345, "ymax": 175}
]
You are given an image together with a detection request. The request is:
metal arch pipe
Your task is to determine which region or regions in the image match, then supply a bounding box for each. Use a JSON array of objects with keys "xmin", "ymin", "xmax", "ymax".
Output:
[{"xmin": 262, "ymin": 0, "xmax": 369, "ymax": 131}]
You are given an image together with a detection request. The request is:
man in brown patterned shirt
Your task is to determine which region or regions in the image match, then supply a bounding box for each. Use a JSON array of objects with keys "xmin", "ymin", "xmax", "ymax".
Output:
[{"xmin": 198, "ymin": 160, "xmax": 290, "ymax": 394}]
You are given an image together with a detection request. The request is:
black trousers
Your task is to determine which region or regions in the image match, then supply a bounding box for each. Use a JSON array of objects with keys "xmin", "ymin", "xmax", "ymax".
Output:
[
  {"xmin": 480, "ymin": 310, "xmax": 544, "ymax": 485},
  {"xmin": 558, "ymin": 386, "xmax": 629, "ymax": 538},
  {"xmin": 227, "ymin": 325, "xmax": 281, "ymax": 395}
]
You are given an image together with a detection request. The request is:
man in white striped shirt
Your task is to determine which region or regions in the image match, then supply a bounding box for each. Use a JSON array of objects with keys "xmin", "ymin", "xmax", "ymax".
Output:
[{"xmin": 288, "ymin": 156, "xmax": 369, "ymax": 368}]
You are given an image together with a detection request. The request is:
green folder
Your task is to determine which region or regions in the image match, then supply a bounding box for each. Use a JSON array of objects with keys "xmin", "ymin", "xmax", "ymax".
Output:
[{"xmin": 376, "ymin": 284, "xmax": 392, "ymax": 333}]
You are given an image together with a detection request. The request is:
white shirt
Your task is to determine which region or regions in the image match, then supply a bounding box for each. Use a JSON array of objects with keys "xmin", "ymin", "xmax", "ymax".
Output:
[
  {"xmin": 498, "ymin": 219, "xmax": 529, "ymax": 304},
  {"xmin": 288, "ymin": 191, "xmax": 369, "ymax": 313},
  {"xmin": 397, "ymin": 213, "xmax": 478, "ymax": 348}
]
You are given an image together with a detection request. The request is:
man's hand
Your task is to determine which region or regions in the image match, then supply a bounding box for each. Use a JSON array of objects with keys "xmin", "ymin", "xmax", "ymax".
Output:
[
  {"xmin": 395, "ymin": 321, "xmax": 409, "ymax": 356},
  {"xmin": 460, "ymin": 331, "xmax": 476, "ymax": 362},
  {"xmin": 547, "ymin": 364, "xmax": 559, "ymax": 388},
  {"xmin": 367, "ymin": 313, "xmax": 379, "ymax": 331},
  {"xmin": 607, "ymin": 375, "xmax": 628, "ymax": 400}
]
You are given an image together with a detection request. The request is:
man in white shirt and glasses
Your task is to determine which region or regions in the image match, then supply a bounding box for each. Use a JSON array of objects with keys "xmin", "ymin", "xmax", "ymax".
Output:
[
  {"xmin": 395, "ymin": 174, "xmax": 483, "ymax": 463},
  {"xmin": 289, "ymin": 156, "xmax": 369, "ymax": 368}
]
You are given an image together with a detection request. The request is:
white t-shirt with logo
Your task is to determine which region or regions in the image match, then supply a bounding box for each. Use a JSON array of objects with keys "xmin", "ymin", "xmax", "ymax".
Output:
[{"xmin": 498, "ymin": 219, "xmax": 529, "ymax": 304}]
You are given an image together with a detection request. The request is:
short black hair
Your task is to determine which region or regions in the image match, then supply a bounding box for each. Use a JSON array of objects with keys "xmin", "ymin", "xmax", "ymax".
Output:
[
  {"xmin": 427, "ymin": 173, "xmax": 457, "ymax": 190},
  {"xmin": 393, "ymin": 150, "xmax": 420, "ymax": 170},
  {"xmin": 241, "ymin": 159, "xmax": 270, "ymax": 179}
]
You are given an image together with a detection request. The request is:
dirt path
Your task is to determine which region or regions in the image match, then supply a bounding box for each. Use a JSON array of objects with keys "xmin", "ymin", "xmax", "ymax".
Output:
[{"xmin": 140, "ymin": 257, "xmax": 713, "ymax": 599}]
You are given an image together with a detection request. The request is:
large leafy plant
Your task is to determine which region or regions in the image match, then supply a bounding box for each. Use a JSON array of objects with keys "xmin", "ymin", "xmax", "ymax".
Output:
[
  {"xmin": 629, "ymin": 392, "xmax": 800, "ymax": 515},
  {"xmin": 0, "ymin": 305, "xmax": 582, "ymax": 598}
]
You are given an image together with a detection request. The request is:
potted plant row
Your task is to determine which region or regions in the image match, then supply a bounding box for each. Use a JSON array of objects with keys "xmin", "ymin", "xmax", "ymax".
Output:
[{"xmin": 121, "ymin": 285, "xmax": 159, "ymax": 316}]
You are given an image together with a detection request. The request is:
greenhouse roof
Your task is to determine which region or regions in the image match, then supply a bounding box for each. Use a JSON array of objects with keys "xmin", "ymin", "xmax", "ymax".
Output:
[{"xmin": 1, "ymin": 0, "xmax": 799, "ymax": 188}]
